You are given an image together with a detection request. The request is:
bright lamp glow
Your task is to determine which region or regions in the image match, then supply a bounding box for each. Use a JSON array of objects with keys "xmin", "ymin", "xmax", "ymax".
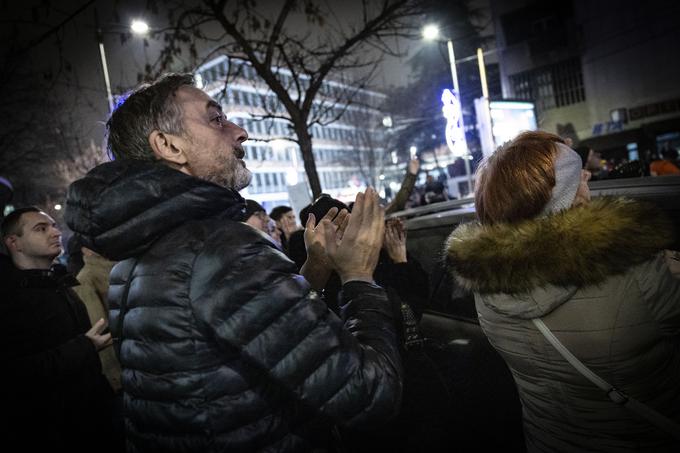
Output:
[
  {"xmin": 131, "ymin": 20, "xmax": 149, "ymax": 35},
  {"xmin": 422, "ymin": 24, "xmax": 440, "ymax": 41},
  {"xmin": 54, "ymin": 204, "xmax": 62, "ymax": 211}
]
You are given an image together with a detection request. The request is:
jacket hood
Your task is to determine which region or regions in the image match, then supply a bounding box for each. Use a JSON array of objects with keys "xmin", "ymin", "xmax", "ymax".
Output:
[
  {"xmin": 445, "ymin": 197, "xmax": 674, "ymax": 317},
  {"xmin": 65, "ymin": 160, "xmax": 245, "ymax": 261}
]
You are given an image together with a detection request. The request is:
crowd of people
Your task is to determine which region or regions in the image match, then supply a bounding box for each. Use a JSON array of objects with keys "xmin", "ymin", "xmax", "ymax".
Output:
[{"xmin": 2, "ymin": 73, "xmax": 679, "ymax": 453}]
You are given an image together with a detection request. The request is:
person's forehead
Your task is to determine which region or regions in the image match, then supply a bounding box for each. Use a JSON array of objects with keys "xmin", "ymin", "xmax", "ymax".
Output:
[
  {"xmin": 176, "ymin": 86, "xmax": 218, "ymax": 109},
  {"xmin": 22, "ymin": 211, "xmax": 56, "ymax": 230}
]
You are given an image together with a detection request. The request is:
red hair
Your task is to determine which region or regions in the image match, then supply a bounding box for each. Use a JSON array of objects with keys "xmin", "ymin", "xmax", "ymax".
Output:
[{"xmin": 475, "ymin": 131, "xmax": 565, "ymax": 225}]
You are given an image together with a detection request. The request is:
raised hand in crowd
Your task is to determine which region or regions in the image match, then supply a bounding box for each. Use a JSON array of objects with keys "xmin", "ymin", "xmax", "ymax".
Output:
[
  {"xmin": 300, "ymin": 206, "xmax": 350, "ymax": 290},
  {"xmin": 324, "ymin": 187, "xmax": 385, "ymax": 284},
  {"xmin": 407, "ymin": 157, "xmax": 420, "ymax": 176},
  {"xmin": 384, "ymin": 218, "xmax": 407, "ymax": 264}
]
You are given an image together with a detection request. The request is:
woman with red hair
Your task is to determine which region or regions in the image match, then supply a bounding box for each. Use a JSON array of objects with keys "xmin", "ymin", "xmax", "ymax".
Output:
[{"xmin": 446, "ymin": 131, "xmax": 680, "ymax": 452}]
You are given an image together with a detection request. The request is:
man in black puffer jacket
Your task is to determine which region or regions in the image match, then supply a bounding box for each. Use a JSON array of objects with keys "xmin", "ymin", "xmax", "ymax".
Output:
[{"xmin": 65, "ymin": 73, "xmax": 402, "ymax": 452}]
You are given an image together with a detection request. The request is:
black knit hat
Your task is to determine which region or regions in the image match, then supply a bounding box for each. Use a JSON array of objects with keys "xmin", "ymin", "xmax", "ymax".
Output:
[
  {"xmin": 300, "ymin": 194, "xmax": 349, "ymax": 225},
  {"xmin": 244, "ymin": 199, "xmax": 265, "ymax": 220}
]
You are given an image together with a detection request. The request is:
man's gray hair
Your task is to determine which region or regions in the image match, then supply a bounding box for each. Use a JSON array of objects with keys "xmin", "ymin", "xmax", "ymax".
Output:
[{"xmin": 106, "ymin": 73, "xmax": 195, "ymax": 161}]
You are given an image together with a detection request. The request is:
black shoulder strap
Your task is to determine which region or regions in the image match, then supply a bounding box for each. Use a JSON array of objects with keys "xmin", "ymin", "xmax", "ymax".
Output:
[{"xmin": 114, "ymin": 258, "xmax": 139, "ymax": 360}]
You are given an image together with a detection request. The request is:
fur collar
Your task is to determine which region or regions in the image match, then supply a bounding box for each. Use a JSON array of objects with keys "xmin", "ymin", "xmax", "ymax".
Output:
[{"xmin": 445, "ymin": 197, "xmax": 674, "ymax": 295}]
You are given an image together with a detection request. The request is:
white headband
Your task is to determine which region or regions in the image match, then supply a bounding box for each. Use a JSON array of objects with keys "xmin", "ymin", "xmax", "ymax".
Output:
[{"xmin": 541, "ymin": 142, "xmax": 582, "ymax": 215}]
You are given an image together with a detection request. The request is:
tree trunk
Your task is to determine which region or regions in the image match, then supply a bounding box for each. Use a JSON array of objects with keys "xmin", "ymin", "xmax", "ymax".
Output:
[{"xmin": 295, "ymin": 125, "xmax": 322, "ymax": 199}]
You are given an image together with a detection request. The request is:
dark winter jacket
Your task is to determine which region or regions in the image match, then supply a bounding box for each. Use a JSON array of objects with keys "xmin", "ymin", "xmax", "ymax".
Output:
[
  {"xmin": 65, "ymin": 160, "xmax": 402, "ymax": 453},
  {"xmin": 446, "ymin": 197, "xmax": 680, "ymax": 452},
  {"xmin": 0, "ymin": 254, "xmax": 115, "ymax": 452}
]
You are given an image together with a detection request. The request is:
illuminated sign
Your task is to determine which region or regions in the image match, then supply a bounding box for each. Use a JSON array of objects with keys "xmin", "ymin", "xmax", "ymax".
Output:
[
  {"xmin": 441, "ymin": 89, "xmax": 468, "ymax": 157},
  {"xmin": 488, "ymin": 101, "xmax": 537, "ymax": 148}
]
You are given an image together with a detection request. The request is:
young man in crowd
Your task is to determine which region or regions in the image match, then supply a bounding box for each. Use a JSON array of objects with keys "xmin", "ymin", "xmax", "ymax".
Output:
[{"xmin": 1, "ymin": 207, "xmax": 118, "ymax": 452}]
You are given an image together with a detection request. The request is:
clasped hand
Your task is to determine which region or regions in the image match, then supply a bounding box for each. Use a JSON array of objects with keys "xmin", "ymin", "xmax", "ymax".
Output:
[{"xmin": 304, "ymin": 188, "xmax": 385, "ymax": 284}]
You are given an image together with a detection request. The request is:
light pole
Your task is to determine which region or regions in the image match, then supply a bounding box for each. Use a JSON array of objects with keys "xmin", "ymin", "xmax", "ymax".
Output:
[
  {"xmin": 95, "ymin": 12, "xmax": 149, "ymax": 113},
  {"xmin": 422, "ymin": 24, "xmax": 473, "ymax": 195}
]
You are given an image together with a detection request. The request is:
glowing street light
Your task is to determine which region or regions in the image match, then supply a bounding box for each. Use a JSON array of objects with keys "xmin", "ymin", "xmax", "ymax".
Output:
[
  {"xmin": 96, "ymin": 14, "xmax": 150, "ymax": 113},
  {"xmin": 422, "ymin": 24, "xmax": 473, "ymax": 194},
  {"xmin": 422, "ymin": 24, "xmax": 440, "ymax": 41},
  {"xmin": 130, "ymin": 20, "xmax": 149, "ymax": 35}
]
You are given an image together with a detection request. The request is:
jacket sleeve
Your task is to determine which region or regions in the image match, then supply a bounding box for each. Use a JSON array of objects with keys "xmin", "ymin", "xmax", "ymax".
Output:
[
  {"xmin": 636, "ymin": 252, "xmax": 680, "ymax": 336},
  {"xmin": 190, "ymin": 223, "xmax": 403, "ymax": 428},
  {"xmin": 7, "ymin": 335, "xmax": 101, "ymax": 380},
  {"xmin": 386, "ymin": 172, "xmax": 417, "ymax": 215}
]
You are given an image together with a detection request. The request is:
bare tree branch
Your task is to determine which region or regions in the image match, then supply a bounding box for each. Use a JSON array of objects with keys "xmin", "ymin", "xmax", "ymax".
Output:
[{"xmin": 143, "ymin": 0, "xmax": 424, "ymax": 198}]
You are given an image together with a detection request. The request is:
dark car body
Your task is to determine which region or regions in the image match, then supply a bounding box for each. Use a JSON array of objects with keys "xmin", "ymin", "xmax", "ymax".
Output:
[{"xmin": 388, "ymin": 175, "xmax": 680, "ymax": 451}]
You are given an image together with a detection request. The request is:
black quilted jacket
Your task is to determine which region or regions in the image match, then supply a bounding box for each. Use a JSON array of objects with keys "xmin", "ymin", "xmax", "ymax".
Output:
[{"xmin": 65, "ymin": 160, "xmax": 402, "ymax": 452}]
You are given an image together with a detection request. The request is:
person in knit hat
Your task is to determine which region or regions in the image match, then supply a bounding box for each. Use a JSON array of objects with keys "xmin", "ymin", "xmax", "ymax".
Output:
[
  {"xmin": 243, "ymin": 199, "xmax": 282, "ymax": 246},
  {"xmin": 446, "ymin": 130, "xmax": 680, "ymax": 452},
  {"xmin": 243, "ymin": 199, "xmax": 268, "ymax": 232}
]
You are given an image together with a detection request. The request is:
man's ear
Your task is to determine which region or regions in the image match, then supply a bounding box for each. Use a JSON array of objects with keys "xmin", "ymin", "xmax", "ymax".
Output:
[
  {"xmin": 4, "ymin": 235, "xmax": 18, "ymax": 254},
  {"xmin": 149, "ymin": 130, "xmax": 188, "ymax": 167}
]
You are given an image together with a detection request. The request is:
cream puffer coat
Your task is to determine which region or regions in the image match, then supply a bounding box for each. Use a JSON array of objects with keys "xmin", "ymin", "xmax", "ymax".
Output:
[{"xmin": 446, "ymin": 197, "xmax": 680, "ymax": 452}]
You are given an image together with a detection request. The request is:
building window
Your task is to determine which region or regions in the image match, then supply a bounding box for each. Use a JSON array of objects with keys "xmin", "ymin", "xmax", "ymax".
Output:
[{"xmin": 509, "ymin": 58, "xmax": 585, "ymax": 112}]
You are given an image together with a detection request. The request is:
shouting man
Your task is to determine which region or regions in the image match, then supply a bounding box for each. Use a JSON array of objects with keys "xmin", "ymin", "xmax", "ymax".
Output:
[{"xmin": 65, "ymin": 73, "xmax": 402, "ymax": 452}]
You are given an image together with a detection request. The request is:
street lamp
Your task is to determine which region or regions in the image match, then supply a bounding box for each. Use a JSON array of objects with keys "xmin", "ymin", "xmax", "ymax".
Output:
[
  {"xmin": 96, "ymin": 14, "xmax": 149, "ymax": 113},
  {"xmin": 422, "ymin": 24, "xmax": 473, "ymax": 195},
  {"xmin": 131, "ymin": 20, "xmax": 149, "ymax": 35}
]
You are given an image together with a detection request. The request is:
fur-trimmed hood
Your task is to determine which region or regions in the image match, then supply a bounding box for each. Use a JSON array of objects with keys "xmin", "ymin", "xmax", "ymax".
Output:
[{"xmin": 445, "ymin": 197, "xmax": 674, "ymax": 317}]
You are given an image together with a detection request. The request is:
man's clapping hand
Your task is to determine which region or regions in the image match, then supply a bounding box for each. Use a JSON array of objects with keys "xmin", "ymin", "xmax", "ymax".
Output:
[{"xmin": 324, "ymin": 188, "xmax": 385, "ymax": 284}]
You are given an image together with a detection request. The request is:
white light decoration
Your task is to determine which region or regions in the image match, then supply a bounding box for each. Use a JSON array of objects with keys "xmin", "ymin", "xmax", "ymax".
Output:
[
  {"xmin": 441, "ymin": 89, "xmax": 468, "ymax": 157},
  {"xmin": 54, "ymin": 204, "xmax": 62, "ymax": 211}
]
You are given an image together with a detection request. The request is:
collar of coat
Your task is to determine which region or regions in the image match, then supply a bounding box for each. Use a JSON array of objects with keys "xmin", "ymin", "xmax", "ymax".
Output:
[
  {"xmin": 445, "ymin": 197, "xmax": 674, "ymax": 295},
  {"xmin": 65, "ymin": 160, "xmax": 246, "ymax": 261}
]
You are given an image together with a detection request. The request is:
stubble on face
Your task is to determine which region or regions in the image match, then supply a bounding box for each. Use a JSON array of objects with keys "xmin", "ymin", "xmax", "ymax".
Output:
[
  {"xmin": 17, "ymin": 212, "xmax": 63, "ymax": 262},
  {"xmin": 175, "ymin": 86, "xmax": 252, "ymax": 191},
  {"xmin": 200, "ymin": 143, "xmax": 252, "ymax": 191}
]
